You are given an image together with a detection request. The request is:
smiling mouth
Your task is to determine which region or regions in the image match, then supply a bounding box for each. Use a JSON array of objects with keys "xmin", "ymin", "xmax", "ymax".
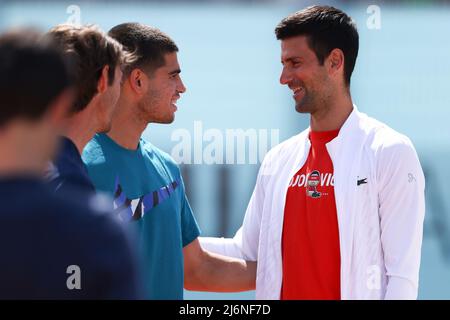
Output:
[
  {"xmin": 292, "ymin": 87, "xmax": 305, "ymax": 99},
  {"xmin": 171, "ymin": 96, "xmax": 180, "ymax": 110}
]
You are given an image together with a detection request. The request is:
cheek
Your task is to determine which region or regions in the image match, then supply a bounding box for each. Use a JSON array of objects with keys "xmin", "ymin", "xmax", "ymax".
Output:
[
  {"xmin": 299, "ymin": 68, "xmax": 322, "ymax": 89},
  {"xmin": 311, "ymin": 70, "xmax": 330, "ymax": 92},
  {"xmin": 292, "ymin": 68, "xmax": 308, "ymax": 84},
  {"xmin": 163, "ymin": 82, "xmax": 177, "ymax": 99}
]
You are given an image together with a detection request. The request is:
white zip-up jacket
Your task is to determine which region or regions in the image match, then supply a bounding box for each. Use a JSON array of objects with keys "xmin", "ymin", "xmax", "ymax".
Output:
[{"xmin": 200, "ymin": 106, "xmax": 425, "ymax": 300}]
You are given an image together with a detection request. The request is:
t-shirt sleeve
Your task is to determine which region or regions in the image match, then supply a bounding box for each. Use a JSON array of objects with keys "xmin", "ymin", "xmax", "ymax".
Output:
[
  {"xmin": 82, "ymin": 137, "xmax": 117, "ymax": 196},
  {"xmin": 179, "ymin": 175, "xmax": 201, "ymax": 247}
]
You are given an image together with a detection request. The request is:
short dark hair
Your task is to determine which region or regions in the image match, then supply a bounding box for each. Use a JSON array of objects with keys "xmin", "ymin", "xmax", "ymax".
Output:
[
  {"xmin": 48, "ymin": 24, "xmax": 132, "ymax": 114},
  {"xmin": 0, "ymin": 29, "xmax": 72, "ymax": 127},
  {"xmin": 275, "ymin": 5, "xmax": 359, "ymax": 86},
  {"xmin": 108, "ymin": 23, "xmax": 178, "ymax": 76}
]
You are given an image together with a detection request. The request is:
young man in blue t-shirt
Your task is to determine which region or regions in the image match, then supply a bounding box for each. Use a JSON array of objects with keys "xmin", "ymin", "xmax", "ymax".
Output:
[{"xmin": 83, "ymin": 23, "xmax": 256, "ymax": 299}]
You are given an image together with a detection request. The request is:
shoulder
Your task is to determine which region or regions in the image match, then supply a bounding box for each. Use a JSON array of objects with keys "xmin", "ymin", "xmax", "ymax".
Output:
[
  {"xmin": 262, "ymin": 128, "xmax": 309, "ymax": 165},
  {"xmin": 357, "ymin": 113, "xmax": 421, "ymax": 174},
  {"xmin": 21, "ymin": 184, "xmax": 114, "ymax": 232},
  {"xmin": 252, "ymin": 129, "xmax": 309, "ymax": 181},
  {"xmin": 140, "ymin": 139, "xmax": 181, "ymax": 174},
  {"xmin": 52, "ymin": 187, "xmax": 127, "ymax": 242},
  {"xmin": 359, "ymin": 113, "xmax": 417, "ymax": 157},
  {"xmin": 82, "ymin": 134, "xmax": 107, "ymax": 166}
]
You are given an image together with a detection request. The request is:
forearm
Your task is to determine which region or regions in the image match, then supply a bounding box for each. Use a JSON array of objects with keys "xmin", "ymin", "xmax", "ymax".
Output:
[
  {"xmin": 184, "ymin": 250, "xmax": 256, "ymax": 292},
  {"xmin": 384, "ymin": 276, "xmax": 418, "ymax": 300},
  {"xmin": 199, "ymin": 236, "xmax": 245, "ymax": 259}
]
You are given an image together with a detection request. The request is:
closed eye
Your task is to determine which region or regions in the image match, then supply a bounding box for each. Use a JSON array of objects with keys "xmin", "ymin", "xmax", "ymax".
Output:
[{"xmin": 169, "ymin": 69, "xmax": 181, "ymax": 79}]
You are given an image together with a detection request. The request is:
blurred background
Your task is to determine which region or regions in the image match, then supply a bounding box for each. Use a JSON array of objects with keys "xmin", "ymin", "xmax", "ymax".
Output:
[{"xmin": 1, "ymin": 0, "xmax": 449, "ymax": 299}]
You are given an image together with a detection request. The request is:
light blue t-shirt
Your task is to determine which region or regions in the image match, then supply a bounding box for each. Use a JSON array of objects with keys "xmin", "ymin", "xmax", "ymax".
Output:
[{"xmin": 82, "ymin": 133, "xmax": 200, "ymax": 300}]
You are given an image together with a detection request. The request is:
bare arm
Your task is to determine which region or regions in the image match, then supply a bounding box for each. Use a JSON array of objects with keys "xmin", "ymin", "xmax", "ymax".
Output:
[{"xmin": 183, "ymin": 239, "xmax": 256, "ymax": 292}]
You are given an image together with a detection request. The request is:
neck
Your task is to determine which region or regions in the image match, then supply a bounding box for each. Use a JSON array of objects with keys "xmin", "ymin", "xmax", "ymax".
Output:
[
  {"xmin": 310, "ymin": 90, "xmax": 353, "ymax": 132},
  {"xmin": 0, "ymin": 125, "xmax": 49, "ymax": 178},
  {"xmin": 107, "ymin": 95, "xmax": 147, "ymax": 150},
  {"xmin": 64, "ymin": 104, "xmax": 98, "ymax": 154}
]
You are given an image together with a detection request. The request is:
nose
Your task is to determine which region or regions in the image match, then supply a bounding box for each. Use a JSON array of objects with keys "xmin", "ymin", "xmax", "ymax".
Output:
[
  {"xmin": 279, "ymin": 66, "xmax": 292, "ymax": 85},
  {"xmin": 177, "ymin": 76, "xmax": 186, "ymax": 94}
]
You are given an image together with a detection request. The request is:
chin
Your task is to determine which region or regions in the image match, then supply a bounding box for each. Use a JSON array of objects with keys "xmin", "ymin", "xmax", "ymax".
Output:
[
  {"xmin": 153, "ymin": 114, "xmax": 175, "ymax": 124},
  {"xmin": 295, "ymin": 103, "xmax": 311, "ymax": 114},
  {"xmin": 164, "ymin": 110, "xmax": 176, "ymax": 123},
  {"xmin": 295, "ymin": 96, "xmax": 316, "ymax": 114},
  {"xmin": 97, "ymin": 122, "xmax": 112, "ymax": 134},
  {"xmin": 165, "ymin": 115, "xmax": 175, "ymax": 124}
]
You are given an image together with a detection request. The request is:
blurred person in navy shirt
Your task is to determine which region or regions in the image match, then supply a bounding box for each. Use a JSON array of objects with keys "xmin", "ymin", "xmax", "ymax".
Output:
[{"xmin": 0, "ymin": 28, "xmax": 140, "ymax": 299}]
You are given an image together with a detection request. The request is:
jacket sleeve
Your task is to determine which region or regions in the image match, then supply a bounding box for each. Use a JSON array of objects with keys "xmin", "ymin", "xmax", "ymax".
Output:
[
  {"xmin": 377, "ymin": 135, "xmax": 425, "ymax": 300},
  {"xmin": 199, "ymin": 153, "xmax": 271, "ymax": 261}
]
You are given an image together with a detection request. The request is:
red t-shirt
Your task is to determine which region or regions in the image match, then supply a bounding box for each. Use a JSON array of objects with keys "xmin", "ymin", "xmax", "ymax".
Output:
[{"xmin": 281, "ymin": 129, "xmax": 341, "ymax": 300}]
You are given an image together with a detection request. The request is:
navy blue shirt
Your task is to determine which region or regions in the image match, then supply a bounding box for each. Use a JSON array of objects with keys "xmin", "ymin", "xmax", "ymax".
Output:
[
  {"xmin": 48, "ymin": 136, "xmax": 96, "ymax": 193},
  {"xmin": 0, "ymin": 176, "xmax": 141, "ymax": 299}
]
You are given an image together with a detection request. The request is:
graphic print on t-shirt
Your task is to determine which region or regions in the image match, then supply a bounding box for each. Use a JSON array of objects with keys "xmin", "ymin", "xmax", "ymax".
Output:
[
  {"xmin": 289, "ymin": 169, "xmax": 334, "ymax": 199},
  {"xmin": 112, "ymin": 176, "xmax": 180, "ymax": 221}
]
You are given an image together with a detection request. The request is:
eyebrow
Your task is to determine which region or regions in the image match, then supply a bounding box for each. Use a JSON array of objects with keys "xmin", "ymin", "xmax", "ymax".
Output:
[
  {"xmin": 281, "ymin": 57, "xmax": 302, "ymax": 65},
  {"xmin": 168, "ymin": 69, "xmax": 181, "ymax": 76}
]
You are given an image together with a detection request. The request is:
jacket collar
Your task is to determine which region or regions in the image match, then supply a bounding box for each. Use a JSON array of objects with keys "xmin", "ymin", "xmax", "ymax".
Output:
[{"xmin": 327, "ymin": 104, "xmax": 360, "ymax": 149}]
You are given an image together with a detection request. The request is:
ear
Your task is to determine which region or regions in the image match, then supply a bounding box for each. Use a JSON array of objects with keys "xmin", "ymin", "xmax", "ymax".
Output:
[
  {"xmin": 128, "ymin": 68, "xmax": 146, "ymax": 95},
  {"xmin": 97, "ymin": 65, "xmax": 110, "ymax": 94},
  {"xmin": 326, "ymin": 48, "xmax": 345, "ymax": 77}
]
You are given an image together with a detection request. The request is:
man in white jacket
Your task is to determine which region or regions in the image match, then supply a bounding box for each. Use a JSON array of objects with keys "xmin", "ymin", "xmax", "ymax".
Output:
[{"xmin": 200, "ymin": 5, "xmax": 425, "ymax": 300}]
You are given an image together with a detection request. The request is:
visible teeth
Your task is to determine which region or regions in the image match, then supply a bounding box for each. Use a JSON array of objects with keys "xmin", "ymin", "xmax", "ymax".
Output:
[{"xmin": 293, "ymin": 87, "xmax": 303, "ymax": 94}]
